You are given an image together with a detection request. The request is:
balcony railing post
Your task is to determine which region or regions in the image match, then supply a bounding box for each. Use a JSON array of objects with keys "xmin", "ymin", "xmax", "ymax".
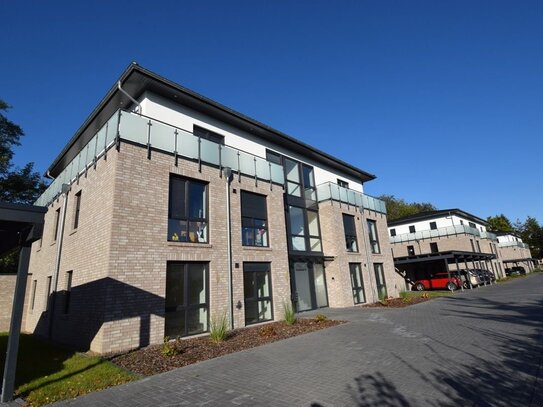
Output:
[
  {"xmin": 104, "ymin": 122, "xmax": 109, "ymax": 161},
  {"xmin": 219, "ymin": 144, "xmax": 222, "ymax": 178},
  {"xmin": 174, "ymin": 129, "xmax": 179, "ymax": 167},
  {"xmin": 115, "ymin": 110, "xmax": 121, "ymax": 152},
  {"xmin": 198, "ymin": 135, "xmax": 202, "ymax": 172}
]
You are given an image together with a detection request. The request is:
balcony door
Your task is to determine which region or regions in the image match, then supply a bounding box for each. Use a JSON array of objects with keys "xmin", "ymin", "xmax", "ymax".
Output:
[{"xmin": 291, "ymin": 261, "xmax": 328, "ymax": 312}]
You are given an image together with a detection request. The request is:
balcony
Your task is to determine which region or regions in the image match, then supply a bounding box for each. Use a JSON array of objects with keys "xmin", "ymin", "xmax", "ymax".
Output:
[
  {"xmin": 36, "ymin": 110, "xmax": 284, "ymax": 207},
  {"xmin": 390, "ymin": 224, "xmax": 493, "ymax": 244},
  {"xmin": 316, "ymin": 182, "xmax": 387, "ymax": 214},
  {"xmin": 498, "ymin": 241, "xmax": 529, "ymax": 249}
]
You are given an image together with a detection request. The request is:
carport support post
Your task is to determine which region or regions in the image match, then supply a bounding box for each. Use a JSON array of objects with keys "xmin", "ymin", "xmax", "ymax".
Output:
[
  {"xmin": 454, "ymin": 257, "xmax": 464, "ymax": 291},
  {"xmin": 1, "ymin": 245, "xmax": 31, "ymax": 403},
  {"xmin": 444, "ymin": 259, "xmax": 453, "ymax": 293}
]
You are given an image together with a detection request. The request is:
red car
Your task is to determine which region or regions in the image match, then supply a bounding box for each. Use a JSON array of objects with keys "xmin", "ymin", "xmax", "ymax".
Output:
[{"xmin": 413, "ymin": 273, "xmax": 461, "ymax": 291}]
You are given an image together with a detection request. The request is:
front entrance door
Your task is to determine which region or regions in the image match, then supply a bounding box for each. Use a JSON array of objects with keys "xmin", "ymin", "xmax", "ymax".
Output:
[{"xmin": 291, "ymin": 261, "xmax": 328, "ymax": 312}]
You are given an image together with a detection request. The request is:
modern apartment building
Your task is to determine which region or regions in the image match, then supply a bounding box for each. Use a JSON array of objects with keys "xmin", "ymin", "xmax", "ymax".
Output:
[
  {"xmin": 23, "ymin": 63, "xmax": 402, "ymax": 353},
  {"xmin": 495, "ymin": 232, "xmax": 535, "ymax": 272},
  {"xmin": 388, "ymin": 209, "xmax": 505, "ymax": 284}
]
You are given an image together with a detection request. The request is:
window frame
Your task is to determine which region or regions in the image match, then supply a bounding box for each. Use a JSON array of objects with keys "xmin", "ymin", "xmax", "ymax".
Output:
[
  {"xmin": 193, "ymin": 125, "xmax": 225, "ymax": 145},
  {"xmin": 367, "ymin": 219, "xmax": 381, "ymax": 254},
  {"xmin": 287, "ymin": 205, "xmax": 323, "ymax": 254},
  {"xmin": 373, "ymin": 263, "xmax": 387, "ymax": 299},
  {"xmin": 407, "ymin": 245, "xmax": 415, "ymax": 256},
  {"xmin": 243, "ymin": 262, "xmax": 274, "ymax": 325},
  {"xmin": 73, "ymin": 191, "xmax": 82, "ymax": 230},
  {"xmin": 342, "ymin": 213, "xmax": 358, "ymax": 252},
  {"xmin": 349, "ymin": 263, "xmax": 366, "ymax": 304},
  {"xmin": 429, "ymin": 221, "xmax": 437, "ymax": 230},
  {"xmin": 430, "ymin": 242, "xmax": 439, "ymax": 253},
  {"xmin": 168, "ymin": 175, "xmax": 209, "ymax": 243},
  {"xmin": 390, "ymin": 228, "xmax": 396, "ymax": 237},
  {"xmin": 241, "ymin": 191, "xmax": 269, "ymax": 247},
  {"xmin": 337, "ymin": 179, "xmax": 349, "ymax": 189},
  {"xmin": 409, "ymin": 225, "xmax": 416, "ymax": 233}
]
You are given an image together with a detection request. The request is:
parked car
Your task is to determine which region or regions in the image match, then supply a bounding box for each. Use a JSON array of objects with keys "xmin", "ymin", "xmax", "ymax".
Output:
[
  {"xmin": 458, "ymin": 269, "xmax": 482, "ymax": 288},
  {"xmin": 413, "ymin": 273, "xmax": 461, "ymax": 291},
  {"xmin": 505, "ymin": 266, "xmax": 526, "ymax": 276}
]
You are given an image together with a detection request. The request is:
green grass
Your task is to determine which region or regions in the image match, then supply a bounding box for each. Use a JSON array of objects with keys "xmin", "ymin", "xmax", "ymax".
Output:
[
  {"xmin": 0, "ymin": 333, "xmax": 137, "ymax": 406},
  {"xmin": 405, "ymin": 290, "xmax": 455, "ymax": 298}
]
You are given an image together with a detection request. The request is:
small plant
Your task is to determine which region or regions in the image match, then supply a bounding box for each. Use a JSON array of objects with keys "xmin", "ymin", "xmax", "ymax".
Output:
[
  {"xmin": 209, "ymin": 313, "xmax": 229, "ymax": 342},
  {"xmin": 259, "ymin": 324, "xmax": 277, "ymax": 338},
  {"xmin": 399, "ymin": 290, "xmax": 411, "ymax": 303},
  {"xmin": 314, "ymin": 313, "xmax": 328, "ymax": 323},
  {"xmin": 421, "ymin": 292, "xmax": 430, "ymax": 299},
  {"xmin": 161, "ymin": 336, "xmax": 183, "ymax": 357},
  {"xmin": 378, "ymin": 291, "xmax": 388, "ymax": 305},
  {"xmin": 283, "ymin": 301, "xmax": 297, "ymax": 325}
]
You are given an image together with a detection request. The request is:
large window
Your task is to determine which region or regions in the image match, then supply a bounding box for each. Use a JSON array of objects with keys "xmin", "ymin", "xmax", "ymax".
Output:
[
  {"xmin": 165, "ymin": 262, "xmax": 208, "ymax": 337},
  {"xmin": 367, "ymin": 220, "xmax": 381, "ymax": 254},
  {"xmin": 288, "ymin": 206, "xmax": 322, "ymax": 253},
  {"xmin": 349, "ymin": 263, "xmax": 366, "ymax": 304},
  {"xmin": 343, "ymin": 214, "xmax": 358, "ymax": 252},
  {"xmin": 168, "ymin": 176, "xmax": 208, "ymax": 243},
  {"xmin": 374, "ymin": 263, "xmax": 387, "ymax": 300},
  {"xmin": 284, "ymin": 158, "xmax": 316, "ymax": 201},
  {"xmin": 241, "ymin": 191, "xmax": 268, "ymax": 247},
  {"xmin": 243, "ymin": 263, "xmax": 273, "ymax": 325}
]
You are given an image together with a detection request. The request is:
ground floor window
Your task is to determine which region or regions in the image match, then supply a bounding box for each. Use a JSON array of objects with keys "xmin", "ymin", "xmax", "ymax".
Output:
[
  {"xmin": 373, "ymin": 263, "xmax": 387, "ymax": 300},
  {"xmin": 243, "ymin": 262, "xmax": 273, "ymax": 325},
  {"xmin": 291, "ymin": 261, "xmax": 328, "ymax": 312},
  {"xmin": 349, "ymin": 263, "xmax": 366, "ymax": 304},
  {"xmin": 165, "ymin": 262, "xmax": 208, "ymax": 337}
]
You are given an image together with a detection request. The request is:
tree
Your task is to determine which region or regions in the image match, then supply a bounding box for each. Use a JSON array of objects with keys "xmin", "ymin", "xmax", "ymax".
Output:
[
  {"xmin": 515, "ymin": 216, "xmax": 543, "ymax": 259},
  {"xmin": 486, "ymin": 214, "xmax": 514, "ymax": 232},
  {"xmin": 378, "ymin": 194, "xmax": 437, "ymax": 221},
  {"xmin": 1, "ymin": 99, "xmax": 48, "ymax": 272}
]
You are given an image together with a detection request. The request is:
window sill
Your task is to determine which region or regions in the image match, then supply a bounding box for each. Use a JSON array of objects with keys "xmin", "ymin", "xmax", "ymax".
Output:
[
  {"xmin": 346, "ymin": 251, "xmax": 361, "ymax": 255},
  {"xmin": 69, "ymin": 228, "xmax": 78, "ymax": 236},
  {"xmin": 168, "ymin": 242, "xmax": 213, "ymax": 248},
  {"xmin": 242, "ymin": 246, "xmax": 273, "ymax": 251}
]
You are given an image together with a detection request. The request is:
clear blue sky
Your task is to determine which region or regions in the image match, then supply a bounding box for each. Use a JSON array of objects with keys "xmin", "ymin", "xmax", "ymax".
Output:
[{"xmin": 3, "ymin": 1, "xmax": 542, "ymax": 223}]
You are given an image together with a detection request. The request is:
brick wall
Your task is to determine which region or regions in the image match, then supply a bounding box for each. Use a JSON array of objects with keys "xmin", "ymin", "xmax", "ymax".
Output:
[{"xmin": 0, "ymin": 274, "xmax": 17, "ymax": 332}]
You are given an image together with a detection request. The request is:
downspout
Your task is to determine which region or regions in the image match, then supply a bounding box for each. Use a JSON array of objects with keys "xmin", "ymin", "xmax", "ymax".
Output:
[
  {"xmin": 48, "ymin": 183, "xmax": 70, "ymax": 339},
  {"xmin": 223, "ymin": 167, "xmax": 234, "ymax": 330},
  {"xmin": 117, "ymin": 81, "xmax": 142, "ymax": 114}
]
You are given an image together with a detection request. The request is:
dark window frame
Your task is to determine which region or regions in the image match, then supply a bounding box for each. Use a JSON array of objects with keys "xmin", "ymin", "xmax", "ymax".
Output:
[
  {"xmin": 53, "ymin": 208, "xmax": 61, "ymax": 242},
  {"xmin": 429, "ymin": 221, "xmax": 437, "ymax": 230},
  {"xmin": 374, "ymin": 263, "xmax": 388, "ymax": 299},
  {"xmin": 342, "ymin": 214, "xmax": 358, "ymax": 252},
  {"xmin": 470, "ymin": 239, "xmax": 475, "ymax": 252},
  {"xmin": 73, "ymin": 191, "xmax": 82, "ymax": 230},
  {"xmin": 64, "ymin": 271, "xmax": 73, "ymax": 314},
  {"xmin": 265, "ymin": 149, "xmax": 282, "ymax": 165},
  {"xmin": 468, "ymin": 222, "xmax": 476, "ymax": 229},
  {"xmin": 430, "ymin": 242, "xmax": 439, "ymax": 253},
  {"xmin": 241, "ymin": 191, "xmax": 269, "ymax": 247},
  {"xmin": 193, "ymin": 125, "xmax": 225, "ymax": 145},
  {"xmin": 283, "ymin": 157, "xmax": 317, "ymax": 202},
  {"xmin": 45, "ymin": 276, "xmax": 52, "ymax": 312},
  {"xmin": 165, "ymin": 262, "xmax": 209, "ymax": 338},
  {"xmin": 337, "ymin": 179, "xmax": 349, "ymax": 189},
  {"xmin": 287, "ymin": 205, "xmax": 323, "ymax": 254},
  {"xmin": 367, "ymin": 219, "xmax": 381, "ymax": 254},
  {"xmin": 409, "ymin": 225, "xmax": 416, "ymax": 233},
  {"xmin": 168, "ymin": 175, "xmax": 209, "ymax": 243},
  {"xmin": 243, "ymin": 262, "xmax": 274, "ymax": 325},
  {"xmin": 349, "ymin": 263, "xmax": 366, "ymax": 304},
  {"xmin": 407, "ymin": 245, "xmax": 415, "ymax": 256},
  {"xmin": 390, "ymin": 228, "xmax": 396, "ymax": 237}
]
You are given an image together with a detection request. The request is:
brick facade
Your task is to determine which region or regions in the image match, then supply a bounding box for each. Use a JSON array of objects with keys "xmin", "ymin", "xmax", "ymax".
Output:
[{"xmin": 0, "ymin": 274, "xmax": 17, "ymax": 332}]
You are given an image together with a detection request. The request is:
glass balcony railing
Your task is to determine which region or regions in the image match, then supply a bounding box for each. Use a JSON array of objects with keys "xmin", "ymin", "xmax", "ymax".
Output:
[
  {"xmin": 316, "ymin": 182, "xmax": 387, "ymax": 214},
  {"xmin": 390, "ymin": 224, "xmax": 499, "ymax": 244},
  {"xmin": 35, "ymin": 110, "xmax": 285, "ymax": 207},
  {"xmin": 498, "ymin": 241, "xmax": 529, "ymax": 249}
]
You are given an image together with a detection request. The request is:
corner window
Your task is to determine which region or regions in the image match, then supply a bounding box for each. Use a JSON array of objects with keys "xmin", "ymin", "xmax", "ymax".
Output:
[
  {"xmin": 342, "ymin": 214, "xmax": 358, "ymax": 252},
  {"xmin": 367, "ymin": 220, "xmax": 380, "ymax": 254},
  {"xmin": 288, "ymin": 206, "xmax": 322, "ymax": 253},
  {"xmin": 409, "ymin": 225, "xmax": 416, "ymax": 233},
  {"xmin": 302, "ymin": 165, "xmax": 316, "ymax": 201},
  {"xmin": 429, "ymin": 221, "xmax": 437, "ymax": 230},
  {"xmin": 284, "ymin": 158, "xmax": 316, "ymax": 202},
  {"xmin": 390, "ymin": 228, "xmax": 396, "ymax": 237},
  {"xmin": 284, "ymin": 158, "xmax": 302, "ymax": 198},
  {"xmin": 407, "ymin": 245, "xmax": 415, "ymax": 256},
  {"xmin": 241, "ymin": 191, "xmax": 268, "ymax": 247},
  {"xmin": 165, "ymin": 262, "xmax": 209, "ymax": 337},
  {"xmin": 349, "ymin": 263, "xmax": 366, "ymax": 304},
  {"xmin": 243, "ymin": 262, "xmax": 273, "ymax": 325},
  {"xmin": 430, "ymin": 242, "xmax": 439, "ymax": 253},
  {"xmin": 73, "ymin": 191, "xmax": 81, "ymax": 230},
  {"xmin": 168, "ymin": 176, "xmax": 208, "ymax": 243}
]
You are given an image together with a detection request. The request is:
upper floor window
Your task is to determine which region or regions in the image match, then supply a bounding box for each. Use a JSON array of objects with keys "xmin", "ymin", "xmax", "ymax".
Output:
[
  {"xmin": 288, "ymin": 206, "xmax": 322, "ymax": 253},
  {"xmin": 168, "ymin": 176, "xmax": 208, "ymax": 243},
  {"xmin": 468, "ymin": 222, "xmax": 476, "ymax": 229},
  {"xmin": 73, "ymin": 191, "xmax": 82, "ymax": 230},
  {"xmin": 337, "ymin": 179, "xmax": 349, "ymax": 189},
  {"xmin": 430, "ymin": 242, "xmax": 439, "ymax": 253},
  {"xmin": 470, "ymin": 239, "xmax": 475, "ymax": 252},
  {"xmin": 409, "ymin": 225, "xmax": 416, "ymax": 233},
  {"xmin": 407, "ymin": 245, "xmax": 415, "ymax": 256},
  {"xmin": 460, "ymin": 220, "xmax": 464, "ymax": 225},
  {"xmin": 390, "ymin": 228, "xmax": 396, "ymax": 237},
  {"xmin": 429, "ymin": 221, "xmax": 437, "ymax": 230},
  {"xmin": 53, "ymin": 208, "xmax": 61, "ymax": 242},
  {"xmin": 342, "ymin": 214, "xmax": 358, "ymax": 252},
  {"xmin": 284, "ymin": 158, "xmax": 316, "ymax": 201},
  {"xmin": 367, "ymin": 219, "xmax": 381, "ymax": 254},
  {"xmin": 265, "ymin": 149, "xmax": 282, "ymax": 165},
  {"xmin": 193, "ymin": 125, "xmax": 224, "ymax": 144},
  {"xmin": 241, "ymin": 191, "xmax": 268, "ymax": 247}
]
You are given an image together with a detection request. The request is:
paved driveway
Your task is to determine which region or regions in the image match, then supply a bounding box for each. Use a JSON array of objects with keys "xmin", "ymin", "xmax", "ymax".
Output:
[{"xmin": 58, "ymin": 274, "xmax": 543, "ymax": 406}]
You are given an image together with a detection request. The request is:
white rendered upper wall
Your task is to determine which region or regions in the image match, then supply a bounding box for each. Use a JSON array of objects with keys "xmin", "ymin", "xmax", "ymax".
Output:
[
  {"xmin": 138, "ymin": 92, "xmax": 365, "ymax": 193},
  {"xmin": 497, "ymin": 234, "xmax": 523, "ymax": 243},
  {"xmin": 389, "ymin": 214, "xmax": 487, "ymax": 235}
]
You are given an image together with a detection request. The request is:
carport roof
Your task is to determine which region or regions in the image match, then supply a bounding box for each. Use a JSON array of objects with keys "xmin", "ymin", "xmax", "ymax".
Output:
[
  {"xmin": 0, "ymin": 202, "xmax": 46, "ymax": 255},
  {"xmin": 394, "ymin": 250, "xmax": 496, "ymax": 265}
]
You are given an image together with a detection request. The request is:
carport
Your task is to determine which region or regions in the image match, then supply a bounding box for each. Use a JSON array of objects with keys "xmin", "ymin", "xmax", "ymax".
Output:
[
  {"xmin": 394, "ymin": 250, "xmax": 497, "ymax": 288},
  {"xmin": 0, "ymin": 201, "xmax": 46, "ymax": 402}
]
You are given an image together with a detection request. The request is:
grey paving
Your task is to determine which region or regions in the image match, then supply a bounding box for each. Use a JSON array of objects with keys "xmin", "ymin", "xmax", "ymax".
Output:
[{"xmin": 56, "ymin": 274, "xmax": 543, "ymax": 406}]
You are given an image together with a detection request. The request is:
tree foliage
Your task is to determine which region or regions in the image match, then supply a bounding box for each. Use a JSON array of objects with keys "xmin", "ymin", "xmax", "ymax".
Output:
[
  {"xmin": 378, "ymin": 194, "xmax": 437, "ymax": 221},
  {"xmin": 486, "ymin": 214, "xmax": 514, "ymax": 232},
  {"xmin": 487, "ymin": 213, "xmax": 543, "ymax": 258}
]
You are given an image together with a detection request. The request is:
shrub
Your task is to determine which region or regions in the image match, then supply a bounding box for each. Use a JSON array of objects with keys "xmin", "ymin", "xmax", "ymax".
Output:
[
  {"xmin": 283, "ymin": 301, "xmax": 297, "ymax": 325},
  {"xmin": 259, "ymin": 324, "xmax": 277, "ymax": 338},
  {"xmin": 314, "ymin": 314, "xmax": 328, "ymax": 323},
  {"xmin": 161, "ymin": 336, "xmax": 183, "ymax": 357},
  {"xmin": 209, "ymin": 313, "xmax": 229, "ymax": 342}
]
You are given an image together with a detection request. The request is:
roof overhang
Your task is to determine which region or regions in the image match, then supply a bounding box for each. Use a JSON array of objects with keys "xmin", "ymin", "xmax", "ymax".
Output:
[
  {"xmin": 0, "ymin": 202, "xmax": 47, "ymax": 255},
  {"xmin": 388, "ymin": 209, "xmax": 488, "ymax": 227},
  {"xmin": 46, "ymin": 63, "xmax": 376, "ymax": 184},
  {"xmin": 394, "ymin": 250, "xmax": 496, "ymax": 265}
]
